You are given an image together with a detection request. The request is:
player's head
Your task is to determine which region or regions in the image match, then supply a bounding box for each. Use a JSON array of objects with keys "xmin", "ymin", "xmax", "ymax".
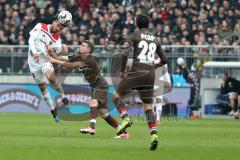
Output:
[
  {"xmin": 51, "ymin": 11, "xmax": 72, "ymax": 33},
  {"xmin": 136, "ymin": 13, "xmax": 150, "ymax": 29},
  {"xmin": 79, "ymin": 40, "xmax": 94, "ymax": 55},
  {"xmin": 221, "ymin": 72, "xmax": 228, "ymax": 82},
  {"xmin": 51, "ymin": 21, "xmax": 66, "ymax": 33}
]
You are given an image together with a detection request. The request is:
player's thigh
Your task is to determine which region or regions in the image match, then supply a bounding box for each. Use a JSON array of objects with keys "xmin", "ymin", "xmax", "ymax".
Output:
[
  {"xmin": 117, "ymin": 70, "xmax": 154, "ymax": 97},
  {"xmin": 38, "ymin": 83, "xmax": 47, "ymax": 93},
  {"xmin": 31, "ymin": 70, "xmax": 45, "ymax": 84},
  {"xmin": 117, "ymin": 78, "xmax": 133, "ymax": 97},
  {"xmin": 42, "ymin": 62, "xmax": 56, "ymax": 82},
  {"xmin": 137, "ymin": 85, "xmax": 154, "ymax": 104},
  {"xmin": 92, "ymin": 87, "xmax": 108, "ymax": 106}
]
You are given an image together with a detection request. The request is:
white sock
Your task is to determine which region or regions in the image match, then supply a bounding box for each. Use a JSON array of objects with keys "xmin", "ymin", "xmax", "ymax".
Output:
[
  {"xmin": 156, "ymin": 104, "xmax": 162, "ymax": 121},
  {"xmin": 90, "ymin": 119, "xmax": 96, "ymax": 124},
  {"xmin": 43, "ymin": 90, "xmax": 55, "ymax": 110},
  {"xmin": 52, "ymin": 81, "xmax": 65, "ymax": 98}
]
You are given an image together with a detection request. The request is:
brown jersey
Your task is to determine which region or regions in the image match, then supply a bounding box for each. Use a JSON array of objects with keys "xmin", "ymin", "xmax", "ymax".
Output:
[
  {"xmin": 120, "ymin": 28, "xmax": 167, "ymax": 72},
  {"xmin": 68, "ymin": 54, "xmax": 106, "ymax": 87},
  {"xmin": 68, "ymin": 54, "xmax": 109, "ymax": 107},
  {"xmin": 118, "ymin": 29, "xmax": 167, "ymax": 104}
]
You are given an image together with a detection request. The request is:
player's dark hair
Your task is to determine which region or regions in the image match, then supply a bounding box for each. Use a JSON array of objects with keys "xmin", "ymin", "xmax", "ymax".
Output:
[
  {"xmin": 82, "ymin": 40, "xmax": 94, "ymax": 53},
  {"xmin": 136, "ymin": 13, "xmax": 150, "ymax": 29}
]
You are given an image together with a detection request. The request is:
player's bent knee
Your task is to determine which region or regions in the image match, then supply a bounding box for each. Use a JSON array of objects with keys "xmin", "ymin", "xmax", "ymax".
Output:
[
  {"xmin": 43, "ymin": 66, "xmax": 55, "ymax": 79},
  {"xmin": 97, "ymin": 108, "xmax": 108, "ymax": 119},
  {"xmin": 88, "ymin": 99, "xmax": 98, "ymax": 108},
  {"xmin": 229, "ymin": 95, "xmax": 236, "ymax": 100},
  {"xmin": 112, "ymin": 93, "xmax": 120, "ymax": 99},
  {"xmin": 38, "ymin": 83, "xmax": 47, "ymax": 93}
]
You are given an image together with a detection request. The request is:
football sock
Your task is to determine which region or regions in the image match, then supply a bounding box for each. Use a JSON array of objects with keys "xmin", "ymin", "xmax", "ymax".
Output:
[
  {"xmin": 52, "ymin": 81, "xmax": 65, "ymax": 98},
  {"xmin": 113, "ymin": 97, "xmax": 129, "ymax": 119},
  {"xmin": 43, "ymin": 90, "xmax": 55, "ymax": 110},
  {"xmin": 156, "ymin": 104, "xmax": 162, "ymax": 121},
  {"xmin": 90, "ymin": 107, "xmax": 98, "ymax": 119},
  {"xmin": 103, "ymin": 114, "xmax": 119, "ymax": 129},
  {"xmin": 145, "ymin": 109, "xmax": 157, "ymax": 135},
  {"xmin": 89, "ymin": 119, "xmax": 96, "ymax": 129},
  {"xmin": 89, "ymin": 107, "xmax": 98, "ymax": 129}
]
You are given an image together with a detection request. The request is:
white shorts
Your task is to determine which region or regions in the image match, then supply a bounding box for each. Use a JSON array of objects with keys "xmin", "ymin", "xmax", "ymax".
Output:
[
  {"xmin": 28, "ymin": 56, "xmax": 54, "ymax": 84},
  {"xmin": 155, "ymin": 103, "xmax": 162, "ymax": 111}
]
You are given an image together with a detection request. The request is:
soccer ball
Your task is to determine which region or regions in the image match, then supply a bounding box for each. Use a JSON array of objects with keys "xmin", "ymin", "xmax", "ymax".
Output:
[
  {"xmin": 177, "ymin": 57, "xmax": 185, "ymax": 66},
  {"xmin": 57, "ymin": 10, "xmax": 72, "ymax": 26}
]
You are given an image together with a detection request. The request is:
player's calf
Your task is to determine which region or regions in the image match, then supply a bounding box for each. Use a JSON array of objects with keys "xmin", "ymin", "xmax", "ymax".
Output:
[{"xmin": 112, "ymin": 95, "xmax": 129, "ymax": 119}]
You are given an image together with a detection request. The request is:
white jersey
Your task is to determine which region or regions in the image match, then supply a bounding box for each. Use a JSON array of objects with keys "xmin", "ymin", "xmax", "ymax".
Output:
[
  {"xmin": 28, "ymin": 23, "xmax": 62, "ymax": 61},
  {"xmin": 28, "ymin": 23, "xmax": 63, "ymax": 84}
]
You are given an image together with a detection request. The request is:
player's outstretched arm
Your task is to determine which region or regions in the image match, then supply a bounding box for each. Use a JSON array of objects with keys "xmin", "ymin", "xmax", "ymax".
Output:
[
  {"xmin": 47, "ymin": 45, "xmax": 69, "ymax": 61},
  {"xmin": 28, "ymin": 23, "xmax": 42, "ymax": 62},
  {"xmin": 49, "ymin": 57, "xmax": 85, "ymax": 69}
]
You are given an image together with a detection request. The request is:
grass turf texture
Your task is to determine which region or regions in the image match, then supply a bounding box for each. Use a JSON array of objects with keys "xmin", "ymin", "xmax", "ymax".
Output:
[{"xmin": 0, "ymin": 113, "xmax": 240, "ymax": 160}]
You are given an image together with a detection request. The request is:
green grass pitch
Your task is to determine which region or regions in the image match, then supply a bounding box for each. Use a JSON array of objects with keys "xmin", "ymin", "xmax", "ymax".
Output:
[{"xmin": 0, "ymin": 112, "xmax": 240, "ymax": 160}]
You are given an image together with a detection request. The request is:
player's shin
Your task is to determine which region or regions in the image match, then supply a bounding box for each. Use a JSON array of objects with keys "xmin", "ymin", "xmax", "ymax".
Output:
[
  {"xmin": 98, "ymin": 108, "xmax": 119, "ymax": 128},
  {"xmin": 43, "ymin": 89, "xmax": 59, "ymax": 122},
  {"xmin": 113, "ymin": 95, "xmax": 129, "ymax": 119},
  {"xmin": 144, "ymin": 105, "xmax": 157, "ymax": 135},
  {"xmin": 45, "ymin": 69, "xmax": 68, "ymax": 105},
  {"xmin": 43, "ymin": 90, "xmax": 55, "ymax": 110},
  {"xmin": 89, "ymin": 107, "xmax": 98, "ymax": 129}
]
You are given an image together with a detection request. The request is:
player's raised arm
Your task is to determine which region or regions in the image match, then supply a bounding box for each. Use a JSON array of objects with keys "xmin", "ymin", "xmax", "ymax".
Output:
[
  {"xmin": 119, "ymin": 35, "xmax": 134, "ymax": 74},
  {"xmin": 28, "ymin": 23, "xmax": 41, "ymax": 62}
]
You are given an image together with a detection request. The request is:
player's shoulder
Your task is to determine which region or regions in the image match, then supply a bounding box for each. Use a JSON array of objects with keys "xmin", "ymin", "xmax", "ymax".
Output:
[
  {"xmin": 37, "ymin": 23, "xmax": 48, "ymax": 33},
  {"xmin": 132, "ymin": 29, "xmax": 154, "ymax": 38},
  {"xmin": 87, "ymin": 55, "xmax": 99, "ymax": 63},
  {"xmin": 68, "ymin": 54, "xmax": 81, "ymax": 62}
]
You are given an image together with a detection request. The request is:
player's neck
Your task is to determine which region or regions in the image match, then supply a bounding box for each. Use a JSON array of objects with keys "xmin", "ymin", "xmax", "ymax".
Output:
[
  {"xmin": 80, "ymin": 53, "xmax": 90, "ymax": 60},
  {"xmin": 49, "ymin": 25, "xmax": 53, "ymax": 33},
  {"xmin": 49, "ymin": 25, "xmax": 58, "ymax": 34}
]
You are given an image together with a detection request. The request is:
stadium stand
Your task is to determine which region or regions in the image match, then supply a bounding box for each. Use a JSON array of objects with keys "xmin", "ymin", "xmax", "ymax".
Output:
[{"xmin": 0, "ymin": 0, "xmax": 239, "ymax": 46}]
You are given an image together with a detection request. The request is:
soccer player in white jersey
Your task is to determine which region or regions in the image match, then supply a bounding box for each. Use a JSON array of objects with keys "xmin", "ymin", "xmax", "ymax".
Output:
[
  {"xmin": 28, "ymin": 11, "xmax": 72, "ymax": 122},
  {"xmin": 153, "ymin": 96, "xmax": 163, "ymax": 125}
]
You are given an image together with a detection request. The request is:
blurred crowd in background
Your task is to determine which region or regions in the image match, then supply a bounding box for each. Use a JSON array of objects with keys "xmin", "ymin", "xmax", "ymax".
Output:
[{"xmin": 0, "ymin": 0, "xmax": 240, "ymax": 46}]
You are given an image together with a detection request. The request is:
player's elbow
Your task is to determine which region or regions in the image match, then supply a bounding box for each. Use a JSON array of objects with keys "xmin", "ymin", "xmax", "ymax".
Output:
[
  {"xmin": 161, "ymin": 58, "xmax": 168, "ymax": 65},
  {"xmin": 28, "ymin": 36, "xmax": 35, "ymax": 45},
  {"xmin": 28, "ymin": 38, "xmax": 32, "ymax": 45}
]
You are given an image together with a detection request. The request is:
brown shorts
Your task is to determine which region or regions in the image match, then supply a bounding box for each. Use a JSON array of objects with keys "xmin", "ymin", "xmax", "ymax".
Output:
[
  {"xmin": 91, "ymin": 77, "xmax": 109, "ymax": 109},
  {"xmin": 117, "ymin": 67, "xmax": 155, "ymax": 104}
]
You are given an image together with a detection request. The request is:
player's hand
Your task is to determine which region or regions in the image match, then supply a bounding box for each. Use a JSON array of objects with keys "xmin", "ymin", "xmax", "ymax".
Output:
[
  {"xmin": 62, "ymin": 44, "xmax": 68, "ymax": 53},
  {"xmin": 46, "ymin": 45, "xmax": 53, "ymax": 55},
  {"xmin": 48, "ymin": 56, "xmax": 56, "ymax": 63},
  {"xmin": 119, "ymin": 71, "xmax": 125, "ymax": 79},
  {"xmin": 33, "ymin": 53, "xmax": 40, "ymax": 63}
]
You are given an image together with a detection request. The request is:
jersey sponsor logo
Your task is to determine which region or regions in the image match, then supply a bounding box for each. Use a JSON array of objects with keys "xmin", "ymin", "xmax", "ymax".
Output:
[
  {"xmin": 0, "ymin": 89, "xmax": 40, "ymax": 109},
  {"xmin": 140, "ymin": 34, "xmax": 155, "ymax": 41},
  {"xmin": 40, "ymin": 39, "xmax": 47, "ymax": 46},
  {"xmin": 33, "ymin": 28, "xmax": 38, "ymax": 32}
]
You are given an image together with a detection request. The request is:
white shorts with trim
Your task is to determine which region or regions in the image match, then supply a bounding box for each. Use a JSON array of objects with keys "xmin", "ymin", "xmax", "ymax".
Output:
[{"xmin": 28, "ymin": 56, "xmax": 54, "ymax": 84}]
